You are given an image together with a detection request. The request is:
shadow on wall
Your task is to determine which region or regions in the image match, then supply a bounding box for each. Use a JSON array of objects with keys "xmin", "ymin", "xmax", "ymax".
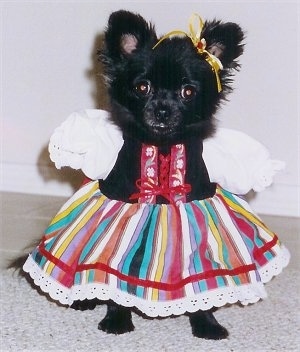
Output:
[
  {"xmin": 37, "ymin": 146, "xmax": 84, "ymax": 193},
  {"xmin": 86, "ymin": 32, "xmax": 110, "ymax": 111},
  {"xmin": 36, "ymin": 31, "xmax": 110, "ymax": 192}
]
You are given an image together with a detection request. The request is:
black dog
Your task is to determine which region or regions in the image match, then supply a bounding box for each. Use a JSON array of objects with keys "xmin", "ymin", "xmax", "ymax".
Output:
[
  {"xmin": 14, "ymin": 10, "xmax": 248, "ymax": 341},
  {"xmin": 72, "ymin": 10, "xmax": 244, "ymax": 339},
  {"xmin": 15, "ymin": 8, "xmax": 289, "ymax": 341}
]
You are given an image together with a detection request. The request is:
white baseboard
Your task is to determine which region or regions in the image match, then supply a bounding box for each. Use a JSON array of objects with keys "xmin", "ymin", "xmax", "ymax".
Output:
[{"xmin": 1, "ymin": 163, "xmax": 299, "ymax": 217}]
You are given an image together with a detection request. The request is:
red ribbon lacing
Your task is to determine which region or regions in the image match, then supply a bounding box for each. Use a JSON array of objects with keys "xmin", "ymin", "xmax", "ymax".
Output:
[{"xmin": 129, "ymin": 154, "xmax": 191, "ymax": 205}]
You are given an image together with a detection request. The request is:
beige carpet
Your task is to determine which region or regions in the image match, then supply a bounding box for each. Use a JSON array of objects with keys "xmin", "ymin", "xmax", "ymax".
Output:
[{"xmin": 0, "ymin": 266, "xmax": 299, "ymax": 352}]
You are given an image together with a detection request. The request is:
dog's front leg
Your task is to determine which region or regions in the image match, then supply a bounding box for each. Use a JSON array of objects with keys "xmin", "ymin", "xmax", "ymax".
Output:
[
  {"xmin": 98, "ymin": 302, "xmax": 135, "ymax": 335},
  {"xmin": 189, "ymin": 309, "xmax": 229, "ymax": 340}
]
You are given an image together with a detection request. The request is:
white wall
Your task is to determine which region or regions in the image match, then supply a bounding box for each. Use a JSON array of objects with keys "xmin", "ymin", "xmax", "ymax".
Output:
[{"xmin": 1, "ymin": 0, "xmax": 299, "ymax": 217}]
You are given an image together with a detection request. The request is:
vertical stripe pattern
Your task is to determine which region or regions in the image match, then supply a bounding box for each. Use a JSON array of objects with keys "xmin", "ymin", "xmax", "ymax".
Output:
[{"xmin": 26, "ymin": 180, "xmax": 289, "ymax": 315}]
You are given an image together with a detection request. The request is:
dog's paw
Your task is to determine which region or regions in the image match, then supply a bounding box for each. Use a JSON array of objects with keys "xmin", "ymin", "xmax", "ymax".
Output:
[
  {"xmin": 191, "ymin": 321, "xmax": 229, "ymax": 340},
  {"xmin": 98, "ymin": 315, "xmax": 135, "ymax": 335},
  {"xmin": 70, "ymin": 298, "xmax": 99, "ymax": 311},
  {"xmin": 189, "ymin": 310, "xmax": 229, "ymax": 340},
  {"xmin": 98, "ymin": 305, "xmax": 135, "ymax": 335}
]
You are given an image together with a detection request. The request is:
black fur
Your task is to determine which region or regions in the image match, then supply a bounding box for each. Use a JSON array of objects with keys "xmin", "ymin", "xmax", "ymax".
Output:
[
  {"xmin": 189, "ymin": 309, "xmax": 229, "ymax": 340},
  {"xmin": 100, "ymin": 10, "xmax": 244, "ymax": 145},
  {"xmin": 98, "ymin": 303, "xmax": 135, "ymax": 335},
  {"xmin": 95, "ymin": 10, "xmax": 244, "ymax": 339}
]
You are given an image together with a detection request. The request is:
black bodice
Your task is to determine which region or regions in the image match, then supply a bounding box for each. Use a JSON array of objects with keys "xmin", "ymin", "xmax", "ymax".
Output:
[{"xmin": 99, "ymin": 137, "xmax": 216, "ymax": 204}]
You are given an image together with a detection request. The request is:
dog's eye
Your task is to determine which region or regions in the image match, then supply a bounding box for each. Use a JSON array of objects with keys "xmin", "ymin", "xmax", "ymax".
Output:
[
  {"xmin": 180, "ymin": 85, "xmax": 196, "ymax": 100},
  {"xmin": 135, "ymin": 81, "xmax": 151, "ymax": 96}
]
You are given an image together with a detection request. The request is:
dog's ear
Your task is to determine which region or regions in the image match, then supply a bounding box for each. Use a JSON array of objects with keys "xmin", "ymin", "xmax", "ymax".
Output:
[
  {"xmin": 104, "ymin": 10, "xmax": 157, "ymax": 60},
  {"xmin": 202, "ymin": 20, "xmax": 245, "ymax": 69}
]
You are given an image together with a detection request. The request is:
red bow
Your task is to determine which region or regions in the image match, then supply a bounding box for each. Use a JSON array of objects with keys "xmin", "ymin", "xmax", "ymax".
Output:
[{"xmin": 129, "ymin": 179, "xmax": 191, "ymax": 205}]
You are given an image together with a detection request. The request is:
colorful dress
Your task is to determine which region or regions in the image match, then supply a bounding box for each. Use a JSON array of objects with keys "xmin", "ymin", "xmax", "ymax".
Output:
[{"xmin": 23, "ymin": 109, "xmax": 290, "ymax": 317}]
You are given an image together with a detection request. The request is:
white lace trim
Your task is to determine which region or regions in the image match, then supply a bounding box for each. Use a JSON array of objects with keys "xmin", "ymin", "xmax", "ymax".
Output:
[
  {"xmin": 259, "ymin": 245, "xmax": 290, "ymax": 283},
  {"xmin": 23, "ymin": 246, "xmax": 290, "ymax": 318}
]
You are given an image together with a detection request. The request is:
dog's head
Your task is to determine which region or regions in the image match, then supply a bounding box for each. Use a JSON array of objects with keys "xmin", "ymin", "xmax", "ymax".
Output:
[{"xmin": 100, "ymin": 10, "xmax": 244, "ymax": 144}]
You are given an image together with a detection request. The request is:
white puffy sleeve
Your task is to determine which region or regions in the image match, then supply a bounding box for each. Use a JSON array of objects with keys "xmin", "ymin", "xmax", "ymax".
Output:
[
  {"xmin": 203, "ymin": 128, "xmax": 285, "ymax": 194},
  {"xmin": 48, "ymin": 109, "xmax": 123, "ymax": 180}
]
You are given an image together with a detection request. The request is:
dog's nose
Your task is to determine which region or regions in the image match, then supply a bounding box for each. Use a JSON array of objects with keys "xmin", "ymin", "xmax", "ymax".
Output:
[{"xmin": 155, "ymin": 108, "xmax": 169, "ymax": 121}]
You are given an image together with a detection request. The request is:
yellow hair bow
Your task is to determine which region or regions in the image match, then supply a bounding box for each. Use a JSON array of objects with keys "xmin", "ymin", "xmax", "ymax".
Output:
[{"xmin": 152, "ymin": 14, "xmax": 223, "ymax": 93}]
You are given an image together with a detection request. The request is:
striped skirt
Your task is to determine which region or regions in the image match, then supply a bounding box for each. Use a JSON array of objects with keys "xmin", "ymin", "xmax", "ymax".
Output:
[{"xmin": 23, "ymin": 180, "xmax": 290, "ymax": 317}]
